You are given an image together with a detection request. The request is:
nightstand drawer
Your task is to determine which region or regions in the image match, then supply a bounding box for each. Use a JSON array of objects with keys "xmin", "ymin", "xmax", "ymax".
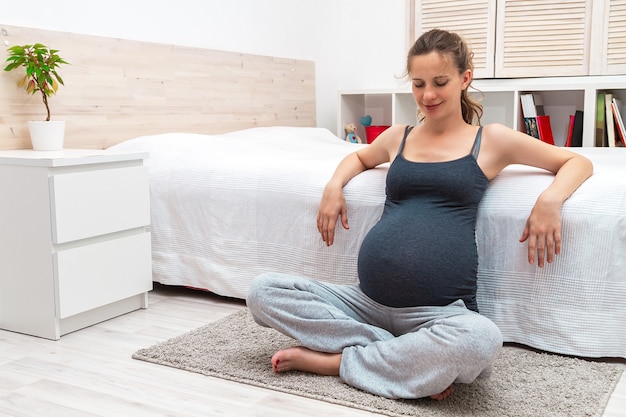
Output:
[
  {"xmin": 50, "ymin": 166, "xmax": 150, "ymax": 243},
  {"xmin": 55, "ymin": 232, "xmax": 152, "ymax": 318}
]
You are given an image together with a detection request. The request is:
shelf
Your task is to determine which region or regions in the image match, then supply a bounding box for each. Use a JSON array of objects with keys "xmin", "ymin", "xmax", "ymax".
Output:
[
  {"xmin": 338, "ymin": 75, "xmax": 626, "ymax": 147},
  {"xmin": 339, "ymin": 92, "xmax": 393, "ymax": 140}
]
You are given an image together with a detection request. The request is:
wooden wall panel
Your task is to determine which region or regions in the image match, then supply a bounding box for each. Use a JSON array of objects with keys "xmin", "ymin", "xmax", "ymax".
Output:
[{"xmin": 0, "ymin": 25, "xmax": 316, "ymax": 149}]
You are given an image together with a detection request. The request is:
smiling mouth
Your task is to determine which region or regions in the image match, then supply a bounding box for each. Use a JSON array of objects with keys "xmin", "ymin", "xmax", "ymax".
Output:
[{"xmin": 424, "ymin": 103, "xmax": 441, "ymax": 111}]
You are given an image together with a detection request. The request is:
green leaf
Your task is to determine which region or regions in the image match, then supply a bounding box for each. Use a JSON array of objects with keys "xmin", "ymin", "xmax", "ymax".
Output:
[
  {"xmin": 7, "ymin": 45, "xmax": 25, "ymax": 54},
  {"xmin": 5, "ymin": 42, "xmax": 69, "ymax": 117},
  {"xmin": 3, "ymin": 62, "xmax": 19, "ymax": 72},
  {"xmin": 52, "ymin": 71, "xmax": 65, "ymax": 86}
]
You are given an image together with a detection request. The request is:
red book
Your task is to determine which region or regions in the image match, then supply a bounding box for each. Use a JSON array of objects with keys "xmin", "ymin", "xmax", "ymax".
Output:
[
  {"xmin": 616, "ymin": 126, "xmax": 625, "ymax": 147},
  {"xmin": 536, "ymin": 115, "xmax": 555, "ymax": 145},
  {"xmin": 612, "ymin": 98, "xmax": 626, "ymax": 146},
  {"xmin": 565, "ymin": 115, "xmax": 575, "ymax": 147}
]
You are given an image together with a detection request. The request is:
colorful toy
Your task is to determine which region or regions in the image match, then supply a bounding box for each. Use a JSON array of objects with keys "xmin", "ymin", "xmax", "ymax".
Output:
[
  {"xmin": 344, "ymin": 123, "xmax": 363, "ymax": 144},
  {"xmin": 359, "ymin": 115, "xmax": 372, "ymax": 127}
]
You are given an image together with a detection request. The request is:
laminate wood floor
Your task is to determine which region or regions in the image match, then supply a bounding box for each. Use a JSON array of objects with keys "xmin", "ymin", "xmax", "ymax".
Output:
[{"xmin": 0, "ymin": 284, "xmax": 624, "ymax": 417}]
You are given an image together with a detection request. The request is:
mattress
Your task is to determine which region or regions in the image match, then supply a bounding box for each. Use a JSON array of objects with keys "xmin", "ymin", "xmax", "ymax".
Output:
[{"xmin": 110, "ymin": 127, "xmax": 626, "ymax": 359}]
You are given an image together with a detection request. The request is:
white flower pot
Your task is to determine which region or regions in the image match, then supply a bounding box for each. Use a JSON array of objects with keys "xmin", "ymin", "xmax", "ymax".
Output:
[{"xmin": 27, "ymin": 120, "xmax": 66, "ymax": 151}]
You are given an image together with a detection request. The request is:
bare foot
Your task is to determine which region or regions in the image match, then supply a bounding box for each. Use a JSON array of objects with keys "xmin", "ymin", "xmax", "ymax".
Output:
[
  {"xmin": 273, "ymin": 347, "xmax": 453, "ymax": 401},
  {"xmin": 429, "ymin": 385, "xmax": 454, "ymax": 401},
  {"xmin": 271, "ymin": 346, "xmax": 341, "ymax": 376}
]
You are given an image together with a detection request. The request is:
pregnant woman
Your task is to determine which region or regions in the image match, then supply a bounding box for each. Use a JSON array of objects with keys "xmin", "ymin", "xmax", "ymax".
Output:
[{"xmin": 246, "ymin": 28, "xmax": 592, "ymax": 401}]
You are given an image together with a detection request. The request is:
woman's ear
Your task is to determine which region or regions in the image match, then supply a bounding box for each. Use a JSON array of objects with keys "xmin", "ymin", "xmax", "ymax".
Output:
[{"xmin": 461, "ymin": 69, "xmax": 472, "ymax": 90}]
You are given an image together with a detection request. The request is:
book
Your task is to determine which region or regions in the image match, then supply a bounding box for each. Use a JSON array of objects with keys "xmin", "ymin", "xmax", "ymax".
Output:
[
  {"xmin": 565, "ymin": 114, "xmax": 576, "ymax": 147},
  {"xmin": 521, "ymin": 92, "xmax": 553, "ymax": 145},
  {"xmin": 612, "ymin": 97, "xmax": 626, "ymax": 147},
  {"xmin": 520, "ymin": 93, "xmax": 540, "ymax": 139},
  {"xmin": 570, "ymin": 110, "xmax": 584, "ymax": 147},
  {"xmin": 520, "ymin": 93, "xmax": 534, "ymax": 117},
  {"xmin": 596, "ymin": 92, "xmax": 606, "ymax": 147},
  {"xmin": 605, "ymin": 93, "xmax": 616, "ymax": 148},
  {"xmin": 536, "ymin": 115, "xmax": 555, "ymax": 145},
  {"xmin": 532, "ymin": 93, "xmax": 546, "ymax": 116},
  {"xmin": 526, "ymin": 117, "xmax": 540, "ymax": 140}
]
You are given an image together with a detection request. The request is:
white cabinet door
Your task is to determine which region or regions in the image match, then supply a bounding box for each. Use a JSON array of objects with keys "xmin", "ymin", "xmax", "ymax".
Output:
[
  {"xmin": 413, "ymin": 0, "xmax": 598, "ymax": 78},
  {"xmin": 590, "ymin": 0, "xmax": 626, "ymax": 75},
  {"xmin": 415, "ymin": 0, "xmax": 497, "ymax": 78},
  {"xmin": 495, "ymin": 0, "xmax": 593, "ymax": 77}
]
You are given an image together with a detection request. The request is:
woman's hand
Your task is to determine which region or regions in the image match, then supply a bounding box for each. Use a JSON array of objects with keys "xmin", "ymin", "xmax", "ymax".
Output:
[
  {"xmin": 315, "ymin": 142, "xmax": 391, "ymax": 247},
  {"xmin": 317, "ymin": 183, "xmax": 349, "ymax": 246},
  {"xmin": 519, "ymin": 194, "xmax": 563, "ymax": 268}
]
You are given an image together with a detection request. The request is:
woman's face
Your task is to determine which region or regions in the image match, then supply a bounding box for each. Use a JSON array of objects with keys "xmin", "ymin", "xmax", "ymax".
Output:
[{"xmin": 409, "ymin": 51, "xmax": 471, "ymax": 122}]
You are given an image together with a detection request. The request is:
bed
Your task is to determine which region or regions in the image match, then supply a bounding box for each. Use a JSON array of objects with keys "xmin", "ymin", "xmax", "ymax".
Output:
[{"xmin": 109, "ymin": 126, "xmax": 626, "ymax": 360}]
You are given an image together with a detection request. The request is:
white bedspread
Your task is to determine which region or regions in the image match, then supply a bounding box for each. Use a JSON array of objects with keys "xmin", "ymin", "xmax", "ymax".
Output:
[
  {"xmin": 111, "ymin": 127, "xmax": 386, "ymax": 297},
  {"xmin": 476, "ymin": 148, "xmax": 626, "ymax": 358},
  {"xmin": 110, "ymin": 127, "xmax": 626, "ymax": 359}
]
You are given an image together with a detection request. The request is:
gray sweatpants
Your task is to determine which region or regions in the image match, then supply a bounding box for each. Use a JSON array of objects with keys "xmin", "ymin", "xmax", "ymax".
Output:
[{"xmin": 246, "ymin": 272, "xmax": 503, "ymax": 400}]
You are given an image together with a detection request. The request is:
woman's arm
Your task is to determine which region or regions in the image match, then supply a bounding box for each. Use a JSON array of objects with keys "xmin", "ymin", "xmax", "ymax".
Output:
[
  {"xmin": 316, "ymin": 125, "xmax": 405, "ymax": 246},
  {"xmin": 518, "ymin": 152, "xmax": 593, "ymax": 267},
  {"xmin": 316, "ymin": 152, "xmax": 367, "ymax": 246},
  {"xmin": 482, "ymin": 124, "xmax": 594, "ymax": 267}
]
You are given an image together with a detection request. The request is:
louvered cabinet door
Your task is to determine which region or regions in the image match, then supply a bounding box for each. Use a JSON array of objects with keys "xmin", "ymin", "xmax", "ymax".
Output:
[
  {"xmin": 495, "ymin": 0, "xmax": 592, "ymax": 77},
  {"xmin": 590, "ymin": 0, "xmax": 626, "ymax": 75},
  {"xmin": 414, "ymin": 0, "xmax": 497, "ymax": 78}
]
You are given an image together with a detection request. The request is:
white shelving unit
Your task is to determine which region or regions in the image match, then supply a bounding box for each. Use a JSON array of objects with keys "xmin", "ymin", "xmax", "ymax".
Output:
[{"xmin": 338, "ymin": 75, "xmax": 626, "ymax": 147}]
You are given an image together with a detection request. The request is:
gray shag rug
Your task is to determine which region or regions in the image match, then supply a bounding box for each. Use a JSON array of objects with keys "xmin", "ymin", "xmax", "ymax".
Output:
[{"xmin": 133, "ymin": 310, "xmax": 622, "ymax": 417}]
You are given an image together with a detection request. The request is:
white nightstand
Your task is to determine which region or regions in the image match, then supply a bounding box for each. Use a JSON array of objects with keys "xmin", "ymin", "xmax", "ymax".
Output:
[{"xmin": 0, "ymin": 149, "xmax": 153, "ymax": 340}]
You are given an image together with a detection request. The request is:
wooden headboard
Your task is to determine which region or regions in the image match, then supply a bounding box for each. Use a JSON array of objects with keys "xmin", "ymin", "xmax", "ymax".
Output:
[{"xmin": 0, "ymin": 24, "xmax": 316, "ymax": 150}]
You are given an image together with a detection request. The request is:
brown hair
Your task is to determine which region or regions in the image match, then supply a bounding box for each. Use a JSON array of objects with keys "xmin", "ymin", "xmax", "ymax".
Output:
[{"xmin": 407, "ymin": 29, "xmax": 483, "ymax": 125}]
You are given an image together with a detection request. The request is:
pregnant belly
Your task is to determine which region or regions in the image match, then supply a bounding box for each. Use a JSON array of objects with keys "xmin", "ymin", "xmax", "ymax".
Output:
[{"xmin": 356, "ymin": 215, "xmax": 477, "ymax": 308}]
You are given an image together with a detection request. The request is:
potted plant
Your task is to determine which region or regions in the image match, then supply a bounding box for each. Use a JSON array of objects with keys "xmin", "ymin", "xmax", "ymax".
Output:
[{"xmin": 3, "ymin": 43, "xmax": 69, "ymax": 150}]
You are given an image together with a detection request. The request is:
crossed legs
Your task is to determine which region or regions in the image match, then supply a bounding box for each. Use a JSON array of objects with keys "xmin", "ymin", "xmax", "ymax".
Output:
[{"xmin": 246, "ymin": 272, "xmax": 502, "ymax": 400}]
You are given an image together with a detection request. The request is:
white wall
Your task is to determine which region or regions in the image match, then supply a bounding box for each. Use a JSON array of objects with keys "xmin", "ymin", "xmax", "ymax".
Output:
[
  {"xmin": 0, "ymin": 0, "xmax": 411, "ymax": 134},
  {"xmin": 313, "ymin": 0, "xmax": 411, "ymax": 132}
]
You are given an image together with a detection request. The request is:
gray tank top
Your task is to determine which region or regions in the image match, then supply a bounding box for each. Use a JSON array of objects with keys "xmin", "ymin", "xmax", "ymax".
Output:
[{"xmin": 357, "ymin": 126, "xmax": 488, "ymax": 311}]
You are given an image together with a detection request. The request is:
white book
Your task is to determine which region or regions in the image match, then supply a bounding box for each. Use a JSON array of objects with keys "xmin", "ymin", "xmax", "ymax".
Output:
[
  {"xmin": 605, "ymin": 93, "xmax": 616, "ymax": 148},
  {"xmin": 520, "ymin": 93, "xmax": 537, "ymax": 118}
]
